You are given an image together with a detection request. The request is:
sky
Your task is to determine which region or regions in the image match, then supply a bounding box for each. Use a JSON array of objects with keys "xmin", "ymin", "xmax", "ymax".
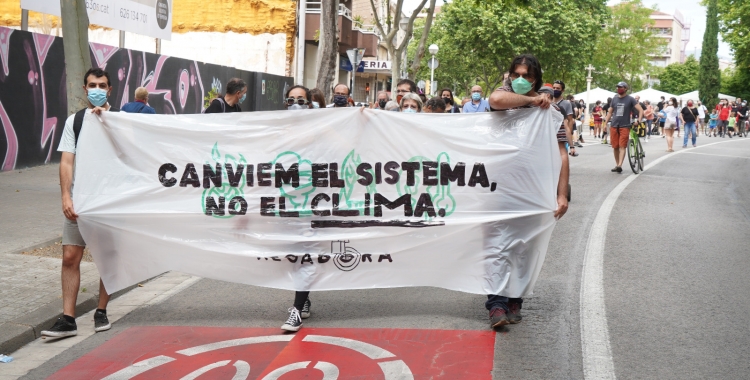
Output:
[{"xmin": 402, "ymin": 0, "xmax": 734, "ymax": 61}]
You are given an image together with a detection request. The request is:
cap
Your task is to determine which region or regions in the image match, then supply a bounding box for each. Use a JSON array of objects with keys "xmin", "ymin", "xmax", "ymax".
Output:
[
  {"xmin": 538, "ymin": 86, "xmax": 554, "ymax": 96},
  {"xmin": 616, "ymin": 81, "xmax": 628, "ymax": 88}
]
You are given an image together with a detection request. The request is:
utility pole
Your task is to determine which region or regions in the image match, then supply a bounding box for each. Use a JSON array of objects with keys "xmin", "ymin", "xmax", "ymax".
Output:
[{"xmin": 60, "ymin": 0, "xmax": 93, "ymax": 115}]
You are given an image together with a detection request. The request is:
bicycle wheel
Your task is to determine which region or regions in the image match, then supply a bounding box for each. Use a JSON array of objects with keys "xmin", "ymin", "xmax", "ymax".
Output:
[
  {"xmin": 636, "ymin": 138, "xmax": 644, "ymax": 171},
  {"xmin": 627, "ymin": 139, "xmax": 639, "ymax": 174}
]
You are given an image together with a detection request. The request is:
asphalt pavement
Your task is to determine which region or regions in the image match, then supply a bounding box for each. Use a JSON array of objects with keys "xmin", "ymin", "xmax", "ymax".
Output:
[{"xmin": 5, "ymin": 133, "xmax": 750, "ymax": 379}]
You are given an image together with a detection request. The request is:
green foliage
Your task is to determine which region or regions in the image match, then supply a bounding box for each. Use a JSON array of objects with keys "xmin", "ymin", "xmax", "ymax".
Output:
[
  {"xmin": 715, "ymin": 0, "xmax": 749, "ymax": 104},
  {"xmin": 720, "ymin": 68, "xmax": 750, "ymax": 100},
  {"xmin": 591, "ymin": 0, "xmax": 663, "ymax": 93},
  {"xmin": 203, "ymin": 86, "xmax": 220, "ymax": 110},
  {"xmin": 699, "ymin": 0, "xmax": 721, "ymax": 110},
  {"xmin": 655, "ymin": 55, "xmax": 700, "ymax": 94},
  {"xmin": 407, "ymin": 0, "xmax": 609, "ymax": 97}
]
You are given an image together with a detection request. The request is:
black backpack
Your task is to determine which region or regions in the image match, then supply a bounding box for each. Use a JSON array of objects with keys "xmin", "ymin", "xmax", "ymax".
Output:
[{"xmin": 73, "ymin": 107, "xmax": 119, "ymax": 147}]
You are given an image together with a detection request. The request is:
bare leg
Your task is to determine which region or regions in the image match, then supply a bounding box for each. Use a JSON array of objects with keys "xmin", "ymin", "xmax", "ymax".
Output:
[
  {"xmin": 617, "ymin": 146, "xmax": 627, "ymax": 167},
  {"xmin": 98, "ymin": 279, "xmax": 111, "ymax": 310},
  {"xmin": 62, "ymin": 245, "xmax": 84, "ymax": 317},
  {"xmin": 613, "ymin": 147, "xmax": 620, "ymax": 167},
  {"xmin": 666, "ymin": 129, "xmax": 674, "ymax": 150}
]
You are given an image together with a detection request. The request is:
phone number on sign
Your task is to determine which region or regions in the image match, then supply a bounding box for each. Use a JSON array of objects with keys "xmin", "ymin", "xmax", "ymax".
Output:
[
  {"xmin": 86, "ymin": 1, "xmax": 110, "ymax": 14},
  {"xmin": 118, "ymin": 8, "xmax": 148, "ymax": 23}
]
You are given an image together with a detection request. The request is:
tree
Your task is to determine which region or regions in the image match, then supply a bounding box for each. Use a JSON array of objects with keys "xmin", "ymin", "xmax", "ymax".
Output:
[
  {"xmin": 715, "ymin": 0, "xmax": 750, "ymax": 101},
  {"xmin": 316, "ymin": 0, "xmax": 339, "ymax": 101},
  {"xmin": 407, "ymin": 0, "xmax": 437, "ymax": 81},
  {"xmin": 369, "ymin": 0, "xmax": 435, "ymax": 84},
  {"xmin": 592, "ymin": 0, "xmax": 662, "ymax": 92},
  {"xmin": 656, "ymin": 55, "xmax": 700, "ymax": 94},
  {"xmin": 60, "ymin": 0, "xmax": 92, "ymax": 115},
  {"xmin": 699, "ymin": 0, "xmax": 720, "ymax": 110}
]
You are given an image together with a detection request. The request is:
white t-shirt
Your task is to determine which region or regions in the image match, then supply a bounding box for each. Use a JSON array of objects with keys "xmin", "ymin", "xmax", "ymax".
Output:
[
  {"xmin": 697, "ymin": 105, "xmax": 706, "ymax": 118},
  {"xmin": 665, "ymin": 105, "xmax": 679, "ymax": 119},
  {"xmin": 57, "ymin": 113, "xmax": 78, "ymax": 154}
]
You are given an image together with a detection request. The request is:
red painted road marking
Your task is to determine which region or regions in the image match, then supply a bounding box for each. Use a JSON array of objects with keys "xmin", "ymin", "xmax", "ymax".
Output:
[{"xmin": 50, "ymin": 327, "xmax": 495, "ymax": 379}]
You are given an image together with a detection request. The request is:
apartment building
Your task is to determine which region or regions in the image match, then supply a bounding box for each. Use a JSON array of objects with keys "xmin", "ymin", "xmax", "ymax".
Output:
[{"xmin": 649, "ymin": 10, "xmax": 691, "ymax": 67}]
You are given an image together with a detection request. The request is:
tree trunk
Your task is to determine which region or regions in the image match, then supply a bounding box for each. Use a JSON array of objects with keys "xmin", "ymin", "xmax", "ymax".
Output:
[
  {"xmin": 408, "ymin": 0, "xmax": 437, "ymax": 81},
  {"xmin": 61, "ymin": 0, "xmax": 92, "ymax": 115},
  {"xmin": 316, "ymin": 0, "xmax": 339, "ymax": 102},
  {"xmin": 391, "ymin": 46, "xmax": 401, "ymax": 87}
]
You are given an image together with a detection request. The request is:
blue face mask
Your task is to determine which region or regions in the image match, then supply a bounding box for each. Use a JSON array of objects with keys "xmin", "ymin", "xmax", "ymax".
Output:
[
  {"xmin": 87, "ymin": 88, "xmax": 108, "ymax": 107},
  {"xmin": 403, "ymin": 108, "xmax": 417, "ymax": 113},
  {"xmin": 511, "ymin": 77, "xmax": 533, "ymax": 95},
  {"xmin": 553, "ymin": 90, "xmax": 562, "ymax": 98},
  {"xmin": 239, "ymin": 93, "xmax": 246, "ymax": 103},
  {"xmin": 312, "ymin": 101, "xmax": 320, "ymax": 109},
  {"xmin": 471, "ymin": 92, "xmax": 482, "ymax": 101}
]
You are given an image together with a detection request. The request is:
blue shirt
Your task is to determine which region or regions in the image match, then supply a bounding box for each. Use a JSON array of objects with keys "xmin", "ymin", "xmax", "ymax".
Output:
[
  {"xmin": 462, "ymin": 99, "xmax": 490, "ymax": 113},
  {"xmin": 121, "ymin": 101, "xmax": 156, "ymax": 114}
]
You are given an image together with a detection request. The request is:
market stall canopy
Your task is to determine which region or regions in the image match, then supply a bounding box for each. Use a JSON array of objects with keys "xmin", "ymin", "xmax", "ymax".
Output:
[
  {"xmin": 571, "ymin": 87, "xmax": 616, "ymax": 103},
  {"xmin": 630, "ymin": 88, "xmax": 678, "ymax": 103},
  {"xmin": 677, "ymin": 90, "xmax": 736, "ymax": 103}
]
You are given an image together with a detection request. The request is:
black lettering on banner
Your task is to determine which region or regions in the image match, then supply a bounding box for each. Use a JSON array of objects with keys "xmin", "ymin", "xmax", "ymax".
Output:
[
  {"xmin": 311, "ymin": 193, "xmax": 331, "ymax": 216},
  {"xmin": 378, "ymin": 254, "xmax": 393, "ymax": 262},
  {"xmin": 228, "ymin": 196, "xmax": 247, "ymax": 215},
  {"xmin": 205, "ymin": 196, "xmax": 225, "ymax": 216},
  {"xmin": 179, "ymin": 163, "xmax": 201, "ymax": 187},
  {"xmin": 364, "ymin": 192, "xmax": 371, "ymax": 216},
  {"xmin": 440, "ymin": 162, "xmax": 466, "ymax": 186},
  {"xmin": 374, "ymin": 193, "xmax": 413, "ymax": 217},
  {"xmin": 278, "ymin": 197, "xmax": 300, "ymax": 217},
  {"xmin": 356, "ymin": 163, "xmax": 373, "ymax": 186},
  {"xmin": 312, "ymin": 163, "xmax": 329, "ymax": 187},
  {"xmin": 422, "ymin": 161, "xmax": 438, "ymax": 186},
  {"xmin": 260, "ymin": 197, "xmax": 276, "ymax": 216},
  {"xmin": 226, "ymin": 163, "xmax": 244, "ymax": 187},
  {"xmin": 374, "ymin": 162, "xmax": 382, "ymax": 184},
  {"xmin": 271, "ymin": 256, "xmax": 281, "ymax": 261},
  {"xmin": 301, "ymin": 254, "xmax": 314, "ymax": 264},
  {"xmin": 468, "ymin": 163, "xmax": 490, "ymax": 187},
  {"xmin": 286, "ymin": 255, "xmax": 298, "ymax": 263},
  {"xmin": 245, "ymin": 164, "xmax": 254, "ymax": 186},
  {"xmin": 384, "ymin": 161, "xmax": 400, "ymax": 184},
  {"xmin": 275, "ymin": 163, "xmax": 300, "ymax": 188},
  {"xmin": 318, "ymin": 254, "xmax": 331, "ymax": 263},
  {"xmin": 401, "ymin": 162, "xmax": 420, "ymax": 186},
  {"xmin": 158, "ymin": 163, "xmax": 177, "ymax": 187},
  {"xmin": 362, "ymin": 254, "xmax": 372, "ymax": 262},
  {"xmin": 257, "ymin": 163, "xmax": 272, "ymax": 186},
  {"xmin": 203, "ymin": 163, "xmax": 222, "ymax": 188},
  {"xmin": 329, "ymin": 163, "xmax": 345, "ymax": 188},
  {"xmin": 414, "ymin": 193, "xmax": 436, "ymax": 217},
  {"xmin": 332, "ymin": 193, "xmax": 360, "ymax": 216}
]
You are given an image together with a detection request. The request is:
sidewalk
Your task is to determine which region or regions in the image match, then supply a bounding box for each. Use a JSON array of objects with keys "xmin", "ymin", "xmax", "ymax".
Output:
[{"xmin": 0, "ymin": 164, "xmax": 103, "ymax": 355}]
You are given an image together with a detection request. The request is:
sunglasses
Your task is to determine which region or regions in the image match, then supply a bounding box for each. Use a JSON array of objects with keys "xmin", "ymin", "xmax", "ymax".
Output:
[{"xmin": 285, "ymin": 97, "xmax": 309, "ymax": 106}]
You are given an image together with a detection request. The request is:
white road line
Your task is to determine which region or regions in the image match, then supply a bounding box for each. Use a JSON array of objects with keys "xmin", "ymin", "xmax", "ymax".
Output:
[
  {"xmin": 101, "ymin": 355, "xmax": 175, "ymax": 380},
  {"xmin": 378, "ymin": 360, "xmax": 415, "ymax": 379},
  {"xmin": 681, "ymin": 151, "xmax": 750, "ymax": 160},
  {"xmin": 302, "ymin": 335, "xmax": 396, "ymax": 359},
  {"xmin": 178, "ymin": 360, "xmax": 231, "ymax": 380},
  {"xmin": 175, "ymin": 335, "xmax": 294, "ymax": 356},
  {"xmin": 580, "ymin": 138, "xmax": 750, "ymax": 380}
]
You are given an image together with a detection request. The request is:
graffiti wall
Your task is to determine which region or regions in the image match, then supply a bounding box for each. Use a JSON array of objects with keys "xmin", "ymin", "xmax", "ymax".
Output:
[{"xmin": 0, "ymin": 26, "xmax": 293, "ymax": 171}]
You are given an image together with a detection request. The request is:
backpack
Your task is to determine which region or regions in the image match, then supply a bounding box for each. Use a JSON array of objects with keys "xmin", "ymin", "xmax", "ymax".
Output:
[
  {"xmin": 73, "ymin": 106, "xmax": 119, "ymax": 147},
  {"xmin": 203, "ymin": 98, "xmax": 226, "ymax": 113}
]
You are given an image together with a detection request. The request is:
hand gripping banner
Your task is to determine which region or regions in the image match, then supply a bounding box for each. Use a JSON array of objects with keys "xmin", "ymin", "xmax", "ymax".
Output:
[{"xmin": 73, "ymin": 107, "xmax": 563, "ymax": 295}]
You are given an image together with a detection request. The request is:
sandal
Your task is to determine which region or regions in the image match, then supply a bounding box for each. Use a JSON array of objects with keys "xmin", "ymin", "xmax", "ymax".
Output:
[{"xmin": 569, "ymin": 151, "xmax": 579, "ymax": 157}]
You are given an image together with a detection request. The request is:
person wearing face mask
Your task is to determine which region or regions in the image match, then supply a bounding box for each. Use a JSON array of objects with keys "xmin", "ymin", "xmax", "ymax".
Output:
[
  {"xmin": 395, "ymin": 79, "xmax": 417, "ymax": 105},
  {"xmin": 662, "ymin": 97, "xmax": 679, "ymax": 151},
  {"xmin": 373, "ymin": 91, "xmax": 390, "ymax": 110},
  {"xmin": 423, "ymin": 97, "xmax": 446, "ymax": 113},
  {"xmin": 384, "ymin": 100, "xmax": 400, "ymax": 111},
  {"xmin": 284, "ymin": 85, "xmax": 313, "ymax": 111},
  {"xmin": 463, "ymin": 85, "xmax": 490, "ymax": 113},
  {"xmin": 399, "ymin": 93, "xmax": 423, "ymax": 113},
  {"xmin": 486, "ymin": 54, "xmax": 568, "ymax": 330},
  {"xmin": 552, "ymin": 80, "xmax": 576, "ymax": 157},
  {"xmin": 602, "ymin": 82, "xmax": 643, "ymax": 171},
  {"xmin": 680, "ymin": 99, "xmax": 699, "ymax": 148},
  {"xmin": 204, "ymin": 78, "xmax": 247, "ymax": 113},
  {"xmin": 440, "ymin": 88, "xmax": 461, "ymax": 113},
  {"xmin": 329, "ymin": 84, "xmax": 351, "ymax": 108},
  {"xmin": 41, "ymin": 68, "xmax": 119, "ymax": 339},
  {"xmin": 734, "ymin": 98, "xmax": 747, "ymax": 137},
  {"xmin": 717, "ymin": 98, "xmax": 731, "ymax": 137},
  {"xmin": 121, "ymin": 87, "xmax": 156, "ymax": 114},
  {"xmin": 309, "ymin": 88, "xmax": 327, "ymax": 109}
]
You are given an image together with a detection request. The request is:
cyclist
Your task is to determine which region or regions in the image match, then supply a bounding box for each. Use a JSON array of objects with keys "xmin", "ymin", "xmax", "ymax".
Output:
[{"xmin": 602, "ymin": 82, "xmax": 643, "ymax": 173}]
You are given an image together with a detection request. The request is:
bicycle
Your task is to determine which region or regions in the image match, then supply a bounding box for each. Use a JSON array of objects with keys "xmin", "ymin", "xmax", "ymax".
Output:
[
  {"xmin": 627, "ymin": 121, "xmax": 646, "ymax": 174},
  {"xmin": 739, "ymin": 119, "xmax": 749, "ymax": 137}
]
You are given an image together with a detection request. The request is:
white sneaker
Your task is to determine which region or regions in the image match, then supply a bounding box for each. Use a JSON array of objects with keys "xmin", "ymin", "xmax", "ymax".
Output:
[{"xmin": 281, "ymin": 307, "xmax": 303, "ymax": 332}]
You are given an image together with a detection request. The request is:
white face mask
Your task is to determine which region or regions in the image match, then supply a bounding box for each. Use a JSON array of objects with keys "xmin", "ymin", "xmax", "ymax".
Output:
[
  {"xmin": 288, "ymin": 104, "xmax": 306, "ymax": 110},
  {"xmin": 311, "ymin": 101, "xmax": 320, "ymax": 109}
]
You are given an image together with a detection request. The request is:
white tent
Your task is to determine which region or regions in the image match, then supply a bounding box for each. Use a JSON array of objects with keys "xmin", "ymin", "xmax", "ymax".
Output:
[
  {"xmin": 677, "ymin": 90, "xmax": 736, "ymax": 103},
  {"xmin": 572, "ymin": 87, "xmax": 616, "ymax": 103},
  {"xmin": 630, "ymin": 88, "xmax": 678, "ymax": 103}
]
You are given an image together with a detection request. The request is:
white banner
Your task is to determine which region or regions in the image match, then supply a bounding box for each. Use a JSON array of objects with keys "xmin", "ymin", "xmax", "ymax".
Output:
[
  {"xmin": 21, "ymin": 0, "xmax": 172, "ymax": 40},
  {"xmin": 73, "ymin": 108, "xmax": 563, "ymax": 295}
]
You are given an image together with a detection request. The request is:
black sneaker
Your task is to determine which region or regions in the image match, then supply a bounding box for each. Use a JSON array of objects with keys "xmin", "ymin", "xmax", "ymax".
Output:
[
  {"xmin": 489, "ymin": 308, "xmax": 509, "ymax": 329},
  {"xmin": 94, "ymin": 310, "xmax": 111, "ymax": 332},
  {"xmin": 508, "ymin": 302, "xmax": 523, "ymax": 324},
  {"xmin": 300, "ymin": 298, "xmax": 311, "ymax": 319},
  {"xmin": 281, "ymin": 307, "xmax": 303, "ymax": 332},
  {"xmin": 41, "ymin": 317, "xmax": 77, "ymax": 337}
]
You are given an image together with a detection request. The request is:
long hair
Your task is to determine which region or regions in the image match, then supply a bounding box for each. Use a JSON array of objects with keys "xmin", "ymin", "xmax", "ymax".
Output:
[{"xmin": 507, "ymin": 54, "xmax": 543, "ymax": 93}]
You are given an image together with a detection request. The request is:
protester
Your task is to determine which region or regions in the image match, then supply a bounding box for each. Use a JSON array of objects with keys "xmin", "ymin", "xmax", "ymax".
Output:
[
  {"xmin": 423, "ymin": 97, "xmax": 446, "ymax": 113},
  {"xmin": 374, "ymin": 90, "xmax": 390, "ymax": 110},
  {"xmin": 41, "ymin": 68, "xmax": 119, "ymax": 338},
  {"xmin": 717, "ymin": 98, "xmax": 731, "ymax": 137},
  {"xmin": 487, "ymin": 54, "xmax": 568, "ymax": 329},
  {"xmin": 461, "ymin": 97, "xmax": 471, "ymax": 107},
  {"xmin": 734, "ymin": 98, "xmax": 747, "ymax": 137},
  {"xmin": 330, "ymin": 84, "xmax": 351, "ymax": 108},
  {"xmin": 696, "ymin": 100, "xmax": 707, "ymax": 136},
  {"xmin": 309, "ymin": 88, "xmax": 326, "ymax": 109},
  {"xmin": 601, "ymin": 82, "xmax": 643, "ymax": 171},
  {"xmin": 601, "ymin": 97, "xmax": 612, "ymax": 144},
  {"xmin": 204, "ymin": 78, "xmax": 246, "ymax": 113},
  {"xmin": 463, "ymin": 85, "xmax": 490, "ymax": 113},
  {"xmin": 385, "ymin": 100, "xmax": 400, "ymax": 112},
  {"xmin": 395, "ymin": 79, "xmax": 417, "ymax": 104},
  {"xmin": 400, "ymin": 93, "xmax": 423, "ymax": 113},
  {"xmin": 663, "ymin": 97, "xmax": 679, "ymax": 151},
  {"xmin": 708, "ymin": 108, "xmax": 718, "ymax": 136},
  {"xmin": 727, "ymin": 109, "xmax": 737, "ymax": 138},
  {"xmin": 643, "ymin": 100, "xmax": 653, "ymax": 142},
  {"xmin": 418, "ymin": 93, "xmax": 428, "ymax": 105},
  {"xmin": 284, "ymin": 85, "xmax": 312, "ymax": 110},
  {"xmin": 657, "ymin": 96, "xmax": 665, "ymax": 112},
  {"xmin": 121, "ymin": 87, "xmax": 156, "ymax": 114},
  {"xmin": 657, "ymin": 106, "xmax": 666, "ymax": 137},
  {"xmin": 440, "ymin": 89, "xmax": 461, "ymax": 113},
  {"xmin": 552, "ymin": 80, "xmax": 577, "ymax": 157},
  {"xmin": 680, "ymin": 99, "xmax": 699, "ymax": 148}
]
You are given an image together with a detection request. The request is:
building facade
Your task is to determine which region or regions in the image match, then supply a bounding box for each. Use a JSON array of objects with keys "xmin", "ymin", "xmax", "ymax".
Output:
[{"xmin": 649, "ymin": 10, "xmax": 691, "ymax": 67}]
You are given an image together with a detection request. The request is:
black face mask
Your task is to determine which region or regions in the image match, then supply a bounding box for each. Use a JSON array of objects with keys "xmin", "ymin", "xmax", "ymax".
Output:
[
  {"xmin": 333, "ymin": 95, "xmax": 348, "ymax": 107},
  {"xmin": 378, "ymin": 99, "xmax": 387, "ymax": 109},
  {"xmin": 442, "ymin": 97, "xmax": 452, "ymax": 105}
]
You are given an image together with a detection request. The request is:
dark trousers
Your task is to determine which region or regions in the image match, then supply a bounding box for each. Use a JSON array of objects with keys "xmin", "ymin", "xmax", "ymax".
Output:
[
  {"xmin": 294, "ymin": 291, "xmax": 309, "ymax": 311},
  {"xmin": 485, "ymin": 295, "xmax": 523, "ymax": 312}
]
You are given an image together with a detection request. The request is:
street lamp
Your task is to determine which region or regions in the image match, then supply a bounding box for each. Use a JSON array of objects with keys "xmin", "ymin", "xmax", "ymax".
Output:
[
  {"xmin": 584, "ymin": 64, "xmax": 595, "ymax": 140},
  {"xmin": 428, "ymin": 44, "xmax": 439, "ymax": 96}
]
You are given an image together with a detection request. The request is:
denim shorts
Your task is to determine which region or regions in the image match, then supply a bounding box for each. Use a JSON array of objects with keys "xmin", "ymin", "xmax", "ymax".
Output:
[{"xmin": 62, "ymin": 218, "xmax": 86, "ymax": 246}]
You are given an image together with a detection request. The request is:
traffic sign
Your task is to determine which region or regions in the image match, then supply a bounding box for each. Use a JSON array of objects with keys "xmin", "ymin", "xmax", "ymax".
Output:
[{"xmin": 428, "ymin": 57, "xmax": 439, "ymax": 70}]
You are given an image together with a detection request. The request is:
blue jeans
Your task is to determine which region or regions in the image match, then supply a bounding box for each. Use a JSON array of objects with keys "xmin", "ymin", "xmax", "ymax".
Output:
[
  {"xmin": 683, "ymin": 122, "xmax": 697, "ymax": 146},
  {"xmin": 486, "ymin": 295, "xmax": 523, "ymax": 312}
]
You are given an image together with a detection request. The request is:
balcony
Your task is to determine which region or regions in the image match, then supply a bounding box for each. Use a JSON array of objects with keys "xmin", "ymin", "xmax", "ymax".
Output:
[{"xmin": 304, "ymin": 2, "xmax": 379, "ymax": 57}]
